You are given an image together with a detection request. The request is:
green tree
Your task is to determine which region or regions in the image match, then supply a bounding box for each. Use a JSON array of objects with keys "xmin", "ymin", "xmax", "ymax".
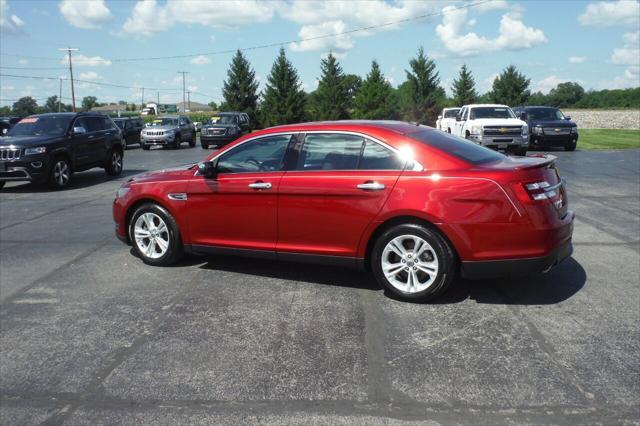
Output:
[
  {"xmin": 527, "ymin": 91, "xmax": 548, "ymax": 106},
  {"xmin": 354, "ymin": 60, "xmax": 397, "ymax": 120},
  {"xmin": 0, "ymin": 106, "xmax": 11, "ymax": 115},
  {"xmin": 260, "ymin": 47, "xmax": 306, "ymax": 127},
  {"xmin": 44, "ymin": 96, "xmax": 60, "ymax": 112},
  {"xmin": 222, "ymin": 50, "xmax": 260, "ymax": 127},
  {"xmin": 547, "ymin": 82, "xmax": 585, "ymax": 108},
  {"xmin": 403, "ymin": 47, "xmax": 442, "ymax": 124},
  {"xmin": 208, "ymin": 101, "xmax": 218, "ymax": 110},
  {"xmin": 313, "ymin": 52, "xmax": 349, "ymax": 120},
  {"xmin": 451, "ymin": 64, "xmax": 477, "ymax": 106},
  {"xmin": 81, "ymin": 96, "xmax": 98, "ymax": 111},
  {"xmin": 490, "ymin": 65, "xmax": 531, "ymax": 106},
  {"xmin": 12, "ymin": 96, "xmax": 38, "ymax": 116},
  {"xmin": 344, "ymin": 73, "xmax": 362, "ymax": 111}
]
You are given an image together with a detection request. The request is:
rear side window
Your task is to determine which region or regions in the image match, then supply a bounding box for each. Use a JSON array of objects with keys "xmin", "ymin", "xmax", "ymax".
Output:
[
  {"xmin": 104, "ymin": 117, "xmax": 117, "ymax": 130},
  {"xmin": 297, "ymin": 133, "xmax": 364, "ymax": 170},
  {"xmin": 410, "ymin": 130, "xmax": 505, "ymax": 165},
  {"xmin": 85, "ymin": 117, "xmax": 105, "ymax": 132},
  {"xmin": 359, "ymin": 140, "xmax": 404, "ymax": 170}
]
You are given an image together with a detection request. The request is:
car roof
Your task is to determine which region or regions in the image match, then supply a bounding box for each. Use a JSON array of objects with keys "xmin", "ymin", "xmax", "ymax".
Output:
[
  {"xmin": 263, "ymin": 120, "xmax": 428, "ymax": 136},
  {"xmin": 464, "ymin": 104, "xmax": 510, "ymax": 108}
]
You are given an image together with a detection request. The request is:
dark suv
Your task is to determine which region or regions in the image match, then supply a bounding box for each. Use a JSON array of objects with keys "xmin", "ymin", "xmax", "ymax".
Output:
[
  {"xmin": 0, "ymin": 112, "xmax": 124, "ymax": 190},
  {"xmin": 201, "ymin": 112, "xmax": 250, "ymax": 149},
  {"xmin": 112, "ymin": 117, "xmax": 144, "ymax": 148},
  {"xmin": 513, "ymin": 106, "xmax": 578, "ymax": 151}
]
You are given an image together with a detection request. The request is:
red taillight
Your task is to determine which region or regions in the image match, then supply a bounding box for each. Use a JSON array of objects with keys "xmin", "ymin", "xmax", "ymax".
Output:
[{"xmin": 515, "ymin": 178, "xmax": 564, "ymax": 204}]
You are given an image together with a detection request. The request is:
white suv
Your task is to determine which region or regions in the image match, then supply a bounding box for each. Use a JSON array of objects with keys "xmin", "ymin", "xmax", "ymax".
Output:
[
  {"xmin": 436, "ymin": 107, "xmax": 460, "ymax": 133},
  {"xmin": 451, "ymin": 104, "xmax": 528, "ymax": 155}
]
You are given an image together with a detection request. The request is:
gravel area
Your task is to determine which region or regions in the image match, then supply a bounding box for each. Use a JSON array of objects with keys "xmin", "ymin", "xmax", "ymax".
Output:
[{"xmin": 563, "ymin": 110, "xmax": 640, "ymax": 129}]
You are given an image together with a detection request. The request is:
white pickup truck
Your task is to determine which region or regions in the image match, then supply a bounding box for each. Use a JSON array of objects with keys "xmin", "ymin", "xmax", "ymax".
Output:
[
  {"xmin": 451, "ymin": 104, "xmax": 529, "ymax": 155},
  {"xmin": 436, "ymin": 107, "xmax": 460, "ymax": 133}
]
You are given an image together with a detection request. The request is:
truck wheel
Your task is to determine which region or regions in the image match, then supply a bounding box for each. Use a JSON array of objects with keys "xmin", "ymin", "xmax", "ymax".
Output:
[
  {"xmin": 447, "ymin": 128, "xmax": 451, "ymax": 133},
  {"xmin": 565, "ymin": 143, "xmax": 576, "ymax": 152},
  {"xmin": 49, "ymin": 156, "xmax": 72, "ymax": 189},
  {"xmin": 371, "ymin": 223, "xmax": 456, "ymax": 302},
  {"xmin": 173, "ymin": 135, "xmax": 181, "ymax": 149},
  {"xmin": 105, "ymin": 149, "xmax": 123, "ymax": 176},
  {"xmin": 0, "ymin": 182, "xmax": 5, "ymax": 190},
  {"xmin": 189, "ymin": 132, "xmax": 196, "ymax": 148},
  {"xmin": 465, "ymin": 131, "xmax": 471, "ymax": 140},
  {"xmin": 142, "ymin": 144, "xmax": 150, "ymax": 151},
  {"xmin": 201, "ymin": 142, "xmax": 209, "ymax": 149}
]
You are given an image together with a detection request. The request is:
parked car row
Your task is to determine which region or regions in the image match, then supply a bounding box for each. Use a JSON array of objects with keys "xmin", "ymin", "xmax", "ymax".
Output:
[{"xmin": 437, "ymin": 104, "xmax": 578, "ymax": 154}]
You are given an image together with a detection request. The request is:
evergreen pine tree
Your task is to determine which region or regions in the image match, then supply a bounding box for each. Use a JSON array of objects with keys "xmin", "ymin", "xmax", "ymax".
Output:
[
  {"xmin": 354, "ymin": 61, "xmax": 397, "ymax": 119},
  {"xmin": 314, "ymin": 52, "xmax": 349, "ymax": 120},
  {"xmin": 451, "ymin": 64, "xmax": 478, "ymax": 106},
  {"xmin": 490, "ymin": 65, "xmax": 531, "ymax": 106},
  {"xmin": 404, "ymin": 47, "xmax": 442, "ymax": 124},
  {"xmin": 222, "ymin": 50, "xmax": 259, "ymax": 127},
  {"xmin": 260, "ymin": 48, "xmax": 306, "ymax": 127}
]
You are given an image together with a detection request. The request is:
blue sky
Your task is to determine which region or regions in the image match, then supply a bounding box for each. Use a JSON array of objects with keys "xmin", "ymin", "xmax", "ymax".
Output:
[{"xmin": 1, "ymin": 0, "xmax": 639, "ymax": 108}]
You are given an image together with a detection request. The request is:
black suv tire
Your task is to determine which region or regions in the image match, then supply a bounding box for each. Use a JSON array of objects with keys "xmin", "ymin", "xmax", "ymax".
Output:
[
  {"xmin": 371, "ymin": 223, "xmax": 456, "ymax": 302},
  {"xmin": 48, "ymin": 156, "xmax": 72, "ymax": 189},
  {"xmin": 565, "ymin": 143, "xmax": 576, "ymax": 151},
  {"xmin": 201, "ymin": 142, "xmax": 209, "ymax": 149},
  {"xmin": 105, "ymin": 149, "xmax": 123, "ymax": 176},
  {"xmin": 129, "ymin": 202, "xmax": 183, "ymax": 266},
  {"xmin": 189, "ymin": 132, "xmax": 196, "ymax": 148},
  {"xmin": 172, "ymin": 135, "xmax": 181, "ymax": 150}
]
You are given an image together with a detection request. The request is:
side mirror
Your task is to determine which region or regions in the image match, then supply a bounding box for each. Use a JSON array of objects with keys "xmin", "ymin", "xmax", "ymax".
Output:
[
  {"xmin": 437, "ymin": 115, "xmax": 442, "ymax": 120},
  {"xmin": 564, "ymin": 116, "xmax": 571, "ymax": 120},
  {"xmin": 519, "ymin": 113, "xmax": 527, "ymax": 120},
  {"xmin": 197, "ymin": 158, "xmax": 218, "ymax": 178},
  {"xmin": 73, "ymin": 126, "xmax": 87, "ymax": 134},
  {"xmin": 456, "ymin": 116, "xmax": 462, "ymax": 122}
]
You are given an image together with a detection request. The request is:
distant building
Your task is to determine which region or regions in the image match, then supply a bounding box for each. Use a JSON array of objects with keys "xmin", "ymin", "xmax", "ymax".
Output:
[
  {"xmin": 91, "ymin": 104, "xmax": 129, "ymax": 113},
  {"xmin": 177, "ymin": 101, "xmax": 213, "ymax": 113}
]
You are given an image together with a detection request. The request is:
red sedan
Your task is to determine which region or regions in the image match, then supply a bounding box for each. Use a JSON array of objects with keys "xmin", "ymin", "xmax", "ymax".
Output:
[{"xmin": 113, "ymin": 121, "xmax": 574, "ymax": 301}]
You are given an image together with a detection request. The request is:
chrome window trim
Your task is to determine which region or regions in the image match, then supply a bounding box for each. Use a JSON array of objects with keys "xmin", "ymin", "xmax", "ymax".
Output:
[{"xmin": 195, "ymin": 130, "xmax": 423, "ymax": 176}]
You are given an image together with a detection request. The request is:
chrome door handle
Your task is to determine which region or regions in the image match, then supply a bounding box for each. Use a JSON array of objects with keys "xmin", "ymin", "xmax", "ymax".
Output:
[
  {"xmin": 248, "ymin": 182, "xmax": 272, "ymax": 190},
  {"xmin": 88, "ymin": 135, "xmax": 95, "ymax": 139},
  {"xmin": 357, "ymin": 181, "xmax": 385, "ymax": 191}
]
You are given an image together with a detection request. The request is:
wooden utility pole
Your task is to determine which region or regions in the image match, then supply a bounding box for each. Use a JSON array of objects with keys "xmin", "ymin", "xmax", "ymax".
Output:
[
  {"xmin": 178, "ymin": 71, "xmax": 189, "ymax": 112},
  {"xmin": 59, "ymin": 47, "xmax": 78, "ymax": 112}
]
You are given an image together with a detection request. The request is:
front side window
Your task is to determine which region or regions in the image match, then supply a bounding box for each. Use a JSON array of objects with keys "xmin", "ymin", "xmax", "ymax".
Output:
[
  {"xmin": 8, "ymin": 116, "xmax": 72, "ymax": 137},
  {"xmin": 359, "ymin": 140, "xmax": 405, "ymax": 170},
  {"xmin": 217, "ymin": 134, "xmax": 291, "ymax": 174},
  {"xmin": 297, "ymin": 133, "xmax": 364, "ymax": 170}
]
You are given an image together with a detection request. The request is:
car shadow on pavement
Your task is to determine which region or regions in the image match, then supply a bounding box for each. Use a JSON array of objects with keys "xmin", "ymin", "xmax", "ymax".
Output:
[
  {"xmin": 0, "ymin": 169, "xmax": 147, "ymax": 193},
  {"xmin": 196, "ymin": 254, "xmax": 586, "ymax": 305}
]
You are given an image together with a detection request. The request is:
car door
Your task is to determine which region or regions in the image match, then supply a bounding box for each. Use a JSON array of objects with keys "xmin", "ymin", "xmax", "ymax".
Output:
[
  {"xmin": 69, "ymin": 117, "xmax": 93, "ymax": 167},
  {"xmin": 179, "ymin": 116, "xmax": 191, "ymax": 140},
  {"xmin": 185, "ymin": 133, "xmax": 294, "ymax": 251},
  {"xmin": 276, "ymin": 132, "xmax": 405, "ymax": 258}
]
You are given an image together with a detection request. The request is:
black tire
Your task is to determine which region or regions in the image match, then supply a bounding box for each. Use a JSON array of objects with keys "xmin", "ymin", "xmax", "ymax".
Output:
[
  {"xmin": 129, "ymin": 203, "xmax": 184, "ymax": 266},
  {"xmin": 189, "ymin": 132, "xmax": 196, "ymax": 147},
  {"xmin": 173, "ymin": 135, "xmax": 181, "ymax": 149},
  {"xmin": 201, "ymin": 142, "xmax": 209, "ymax": 149},
  {"xmin": 565, "ymin": 143, "xmax": 576, "ymax": 152},
  {"xmin": 515, "ymin": 147, "xmax": 528, "ymax": 156},
  {"xmin": 105, "ymin": 149, "xmax": 123, "ymax": 176},
  {"xmin": 447, "ymin": 128, "xmax": 451, "ymax": 133},
  {"xmin": 371, "ymin": 223, "xmax": 456, "ymax": 302},
  {"xmin": 48, "ymin": 156, "xmax": 72, "ymax": 189},
  {"xmin": 0, "ymin": 182, "xmax": 5, "ymax": 190},
  {"xmin": 142, "ymin": 144, "xmax": 150, "ymax": 151}
]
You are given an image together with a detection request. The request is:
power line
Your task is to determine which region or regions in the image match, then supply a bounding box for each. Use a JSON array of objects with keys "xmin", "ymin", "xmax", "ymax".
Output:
[
  {"xmin": 0, "ymin": 66, "xmax": 67, "ymax": 70},
  {"xmin": 1, "ymin": 0, "xmax": 493, "ymax": 63}
]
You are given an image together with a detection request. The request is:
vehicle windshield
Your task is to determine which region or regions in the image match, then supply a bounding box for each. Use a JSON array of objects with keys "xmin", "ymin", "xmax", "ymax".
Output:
[
  {"xmin": 7, "ymin": 116, "xmax": 72, "ymax": 137},
  {"xmin": 150, "ymin": 118, "xmax": 178, "ymax": 126},
  {"xmin": 527, "ymin": 108, "xmax": 565, "ymax": 121},
  {"xmin": 410, "ymin": 129, "xmax": 506, "ymax": 165},
  {"xmin": 210, "ymin": 115, "xmax": 237, "ymax": 125},
  {"xmin": 113, "ymin": 120, "xmax": 125, "ymax": 129},
  {"xmin": 470, "ymin": 107, "xmax": 515, "ymax": 119},
  {"xmin": 444, "ymin": 109, "xmax": 460, "ymax": 118}
]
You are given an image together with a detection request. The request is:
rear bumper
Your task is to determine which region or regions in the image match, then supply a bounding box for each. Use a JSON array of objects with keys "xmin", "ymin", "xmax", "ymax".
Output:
[{"xmin": 460, "ymin": 239, "xmax": 573, "ymax": 279}]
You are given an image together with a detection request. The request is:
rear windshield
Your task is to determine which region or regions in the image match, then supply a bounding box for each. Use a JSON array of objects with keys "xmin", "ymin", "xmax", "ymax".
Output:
[
  {"xmin": 409, "ymin": 130, "xmax": 505, "ymax": 165},
  {"xmin": 443, "ymin": 109, "xmax": 460, "ymax": 118}
]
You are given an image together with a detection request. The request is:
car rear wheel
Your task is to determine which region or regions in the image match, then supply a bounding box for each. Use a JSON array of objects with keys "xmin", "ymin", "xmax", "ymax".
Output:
[
  {"xmin": 189, "ymin": 132, "xmax": 196, "ymax": 147},
  {"xmin": 371, "ymin": 224, "xmax": 455, "ymax": 302},
  {"xmin": 173, "ymin": 135, "xmax": 181, "ymax": 149},
  {"xmin": 49, "ymin": 157, "xmax": 71, "ymax": 189},
  {"xmin": 129, "ymin": 203, "xmax": 183, "ymax": 266},
  {"xmin": 201, "ymin": 142, "xmax": 209, "ymax": 149},
  {"xmin": 105, "ymin": 149, "xmax": 123, "ymax": 176},
  {"xmin": 0, "ymin": 182, "xmax": 5, "ymax": 190},
  {"xmin": 565, "ymin": 143, "xmax": 576, "ymax": 151},
  {"xmin": 142, "ymin": 144, "xmax": 150, "ymax": 150}
]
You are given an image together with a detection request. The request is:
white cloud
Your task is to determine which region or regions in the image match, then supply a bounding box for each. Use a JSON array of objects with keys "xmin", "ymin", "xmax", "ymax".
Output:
[
  {"xmin": 436, "ymin": 6, "xmax": 547, "ymax": 56},
  {"xmin": 472, "ymin": 0, "xmax": 509, "ymax": 12},
  {"xmin": 190, "ymin": 55, "xmax": 212, "ymax": 65},
  {"xmin": 187, "ymin": 85, "xmax": 198, "ymax": 92},
  {"xmin": 120, "ymin": 0, "xmax": 275, "ymax": 37},
  {"xmin": 569, "ymin": 56, "xmax": 587, "ymax": 63},
  {"xmin": 610, "ymin": 31, "xmax": 640, "ymax": 83},
  {"xmin": 624, "ymin": 30, "xmax": 640, "ymax": 44},
  {"xmin": 611, "ymin": 47, "xmax": 640, "ymax": 65},
  {"xmin": 79, "ymin": 71, "xmax": 101, "ymax": 81},
  {"xmin": 578, "ymin": 0, "xmax": 640, "ymax": 27},
  {"xmin": 290, "ymin": 20, "xmax": 355, "ymax": 54},
  {"xmin": 481, "ymin": 73, "xmax": 499, "ymax": 92},
  {"xmin": 59, "ymin": 0, "xmax": 111, "ymax": 29},
  {"xmin": 1, "ymin": 85, "xmax": 15, "ymax": 91},
  {"xmin": 60, "ymin": 54, "xmax": 111, "ymax": 67},
  {"xmin": 18, "ymin": 58, "xmax": 28, "ymax": 65},
  {"xmin": 0, "ymin": 0, "xmax": 25, "ymax": 34},
  {"xmin": 533, "ymin": 75, "xmax": 572, "ymax": 94}
]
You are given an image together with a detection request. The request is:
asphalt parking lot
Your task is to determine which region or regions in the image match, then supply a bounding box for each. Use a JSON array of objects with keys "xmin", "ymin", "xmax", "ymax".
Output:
[{"xmin": 1, "ymin": 141, "xmax": 638, "ymax": 425}]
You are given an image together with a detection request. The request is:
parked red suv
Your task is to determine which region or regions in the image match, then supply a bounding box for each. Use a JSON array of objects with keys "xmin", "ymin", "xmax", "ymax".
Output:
[{"xmin": 113, "ymin": 121, "xmax": 574, "ymax": 301}]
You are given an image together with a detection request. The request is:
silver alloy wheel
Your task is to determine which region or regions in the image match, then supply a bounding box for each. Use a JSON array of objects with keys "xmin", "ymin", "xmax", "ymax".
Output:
[
  {"xmin": 381, "ymin": 234, "xmax": 439, "ymax": 293},
  {"xmin": 53, "ymin": 160, "xmax": 70, "ymax": 186},
  {"xmin": 111, "ymin": 151, "xmax": 122, "ymax": 173},
  {"xmin": 134, "ymin": 212, "xmax": 170, "ymax": 259}
]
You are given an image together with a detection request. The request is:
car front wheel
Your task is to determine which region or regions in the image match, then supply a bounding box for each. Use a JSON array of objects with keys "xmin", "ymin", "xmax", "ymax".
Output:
[
  {"xmin": 371, "ymin": 224, "xmax": 455, "ymax": 302},
  {"xmin": 106, "ymin": 149, "xmax": 123, "ymax": 176},
  {"xmin": 129, "ymin": 203, "xmax": 183, "ymax": 266},
  {"xmin": 49, "ymin": 157, "xmax": 71, "ymax": 189}
]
